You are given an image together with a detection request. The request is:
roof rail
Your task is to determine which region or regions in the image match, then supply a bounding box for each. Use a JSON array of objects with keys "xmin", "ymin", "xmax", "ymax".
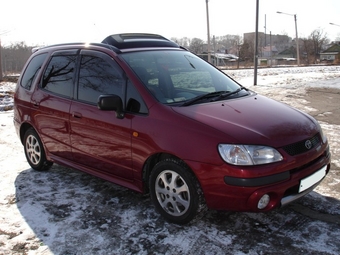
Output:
[
  {"xmin": 30, "ymin": 42, "xmax": 121, "ymax": 54},
  {"xmin": 31, "ymin": 47, "xmax": 41, "ymax": 53}
]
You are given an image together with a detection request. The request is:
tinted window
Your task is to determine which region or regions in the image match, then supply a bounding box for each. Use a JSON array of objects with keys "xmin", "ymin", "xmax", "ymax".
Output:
[
  {"xmin": 20, "ymin": 53, "xmax": 47, "ymax": 90},
  {"xmin": 78, "ymin": 55, "xmax": 124, "ymax": 104},
  {"xmin": 42, "ymin": 55, "xmax": 76, "ymax": 98}
]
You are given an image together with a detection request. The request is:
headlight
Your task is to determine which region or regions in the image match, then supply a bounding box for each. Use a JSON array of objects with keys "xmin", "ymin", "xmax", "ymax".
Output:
[
  {"xmin": 218, "ymin": 144, "xmax": 283, "ymax": 165},
  {"xmin": 316, "ymin": 121, "xmax": 327, "ymax": 144}
]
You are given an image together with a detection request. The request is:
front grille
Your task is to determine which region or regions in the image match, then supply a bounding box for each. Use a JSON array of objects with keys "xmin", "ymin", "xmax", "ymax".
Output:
[{"xmin": 282, "ymin": 133, "xmax": 320, "ymax": 156}]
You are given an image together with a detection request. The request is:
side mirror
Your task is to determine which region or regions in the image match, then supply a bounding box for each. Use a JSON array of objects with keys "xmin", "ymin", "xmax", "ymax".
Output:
[{"xmin": 97, "ymin": 94, "xmax": 124, "ymax": 119}]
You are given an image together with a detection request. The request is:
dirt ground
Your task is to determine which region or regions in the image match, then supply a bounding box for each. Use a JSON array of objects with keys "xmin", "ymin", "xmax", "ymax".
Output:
[
  {"xmin": 300, "ymin": 88, "xmax": 340, "ymax": 214},
  {"xmin": 304, "ymin": 87, "xmax": 340, "ymax": 171},
  {"xmin": 305, "ymin": 87, "xmax": 340, "ymax": 125},
  {"xmin": 0, "ymin": 81, "xmax": 339, "ymax": 254}
]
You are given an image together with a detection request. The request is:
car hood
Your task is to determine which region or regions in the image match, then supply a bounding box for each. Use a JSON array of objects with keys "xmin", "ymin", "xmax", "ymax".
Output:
[{"xmin": 172, "ymin": 94, "xmax": 318, "ymax": 147}]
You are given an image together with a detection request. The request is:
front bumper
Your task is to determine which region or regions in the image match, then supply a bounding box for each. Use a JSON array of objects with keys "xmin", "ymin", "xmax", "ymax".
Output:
[{"xmin": 187, "ymin": 145, "xmax": 331, "ymax": 212}]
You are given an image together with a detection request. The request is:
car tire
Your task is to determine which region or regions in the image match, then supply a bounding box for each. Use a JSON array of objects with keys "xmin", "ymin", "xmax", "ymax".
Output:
[
  {"xmin": 23, "ymin": 128, "xmax": 53, "ymax": 171},
  {"xmin": 149, "ymin": 158, "xmax": 205, "ymax": 224}
]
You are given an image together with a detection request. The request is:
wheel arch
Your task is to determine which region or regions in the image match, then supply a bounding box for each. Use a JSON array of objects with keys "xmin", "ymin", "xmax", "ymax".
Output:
[
  {"xmin": 19, "ymin": 123, "xmax": 34, "ymax": 145},
  {"xmin": 142, "ymin": 153, "xmax": 199, "ymax": 194}
]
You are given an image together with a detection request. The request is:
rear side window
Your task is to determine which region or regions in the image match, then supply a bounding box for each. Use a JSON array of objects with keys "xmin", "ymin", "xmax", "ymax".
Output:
[
  {"xmin": 20, "ymin": 53, "xmax": 47, "ymax": 90},
  {"xmin": 77, "ymin": 54, "xmax": 124, "ymax": 104},
  {"xmin": 41, "ymin": 55, "xmax": 77, "ymax": 98}
]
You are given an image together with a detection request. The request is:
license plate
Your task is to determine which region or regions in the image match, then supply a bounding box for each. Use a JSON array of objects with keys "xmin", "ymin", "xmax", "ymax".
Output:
[{"xmin": 299, "ymin": 166, "xmax": 327, "ymax": 193}]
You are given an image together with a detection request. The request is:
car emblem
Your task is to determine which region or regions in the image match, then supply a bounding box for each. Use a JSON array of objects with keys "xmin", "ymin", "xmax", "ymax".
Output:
[{"xmin": 305, "ymin": 139, "xmax": 312, "ymax": 150}]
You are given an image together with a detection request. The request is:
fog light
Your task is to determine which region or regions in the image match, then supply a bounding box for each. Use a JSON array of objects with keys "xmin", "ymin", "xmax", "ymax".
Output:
[{"xmin": 258, "ymin": 194, "xmax": 270, "ymax": 209}]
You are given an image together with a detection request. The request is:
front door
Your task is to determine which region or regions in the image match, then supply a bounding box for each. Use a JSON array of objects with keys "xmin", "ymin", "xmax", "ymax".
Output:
[{"xmin": 69, "ymin": 50, "xmax": 133, "ymax": 180}]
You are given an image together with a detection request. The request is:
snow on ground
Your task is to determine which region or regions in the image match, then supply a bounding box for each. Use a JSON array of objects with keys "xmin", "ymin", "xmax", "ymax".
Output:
[
  {"xmin": 228, "ymin": 65, "xmax": 340, "ymax": 87},
  {"xmin": 0, "ymin": 65, "xmax": 340, "ymax": 254},
  {"xmin": 0, "ymin": 82, "xmax": 15, "ymax": 111}
]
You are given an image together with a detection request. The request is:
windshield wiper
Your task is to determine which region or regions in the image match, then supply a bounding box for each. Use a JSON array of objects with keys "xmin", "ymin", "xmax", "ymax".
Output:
[
  {"xmin": 211, "ymin": 87, "xmax": 247, "ymax": 102},
  {"xmin": 182, "ymin": 91, "xmax": 231, "ymax": 106}
]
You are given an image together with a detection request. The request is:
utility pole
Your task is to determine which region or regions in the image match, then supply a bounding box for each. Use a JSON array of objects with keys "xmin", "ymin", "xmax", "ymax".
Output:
[
  {"xmin": 293, "ymin": 14, "xmax": 300, "ymax": 66},
  {"xmin": 254, "ymin": 0, "xmax": 259, "ymax": 85},
  {"xmin": 264, "ymin": 14, "xmax": 267, "ymax": 47},
  {"xmin": 270, "ymin": 31, "xmax": 272, "ymax": 67},
  {"xmin": 206, "ymin": 0, "xmax": 211, "ymax": 63}
]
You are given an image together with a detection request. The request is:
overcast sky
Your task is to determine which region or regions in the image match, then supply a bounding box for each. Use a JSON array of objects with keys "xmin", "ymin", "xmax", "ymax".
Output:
[{"xmin": 1, "ymin": 0, "xmax": 340, "ymax": 46}]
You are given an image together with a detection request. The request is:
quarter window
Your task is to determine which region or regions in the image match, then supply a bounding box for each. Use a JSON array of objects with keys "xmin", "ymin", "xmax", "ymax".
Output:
[{"xmin": 20, "ymin": 53, "xmax": 47, "ymax": 90}]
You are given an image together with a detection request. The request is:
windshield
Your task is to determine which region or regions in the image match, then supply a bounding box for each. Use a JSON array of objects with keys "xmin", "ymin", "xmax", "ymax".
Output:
[{"xmin": 121, "ymin": 50, "xmax": 242, "ymax": 104}]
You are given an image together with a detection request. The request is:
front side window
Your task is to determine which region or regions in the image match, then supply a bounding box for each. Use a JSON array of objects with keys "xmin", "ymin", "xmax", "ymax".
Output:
[
  {"xmin": 21, "ymin": 53, "xmax": 48, "ymax": 90},
  {"xmin": 78, "ymin": 54, "xmax": 124, "ymax": 104},
  {"xmin": 41, "ymin": 55, "xmax": 76, "ymax": 98},
  {"xmin": 126, "ymin": 80, "xmax": 148, "ymax": 114}
]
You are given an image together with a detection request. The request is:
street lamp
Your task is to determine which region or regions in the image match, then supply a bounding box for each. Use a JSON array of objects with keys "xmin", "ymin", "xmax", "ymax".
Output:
[
  {"xmin": 205, "ymin": 0, "xmax": 211, "ymax": 63},
  {"xmin": 277, "ymin": 11, "xmax": 300, "ymax": 66},
  {"xmin": 329, "ymin": 22, "xmax": 340, "ymax": 27}
]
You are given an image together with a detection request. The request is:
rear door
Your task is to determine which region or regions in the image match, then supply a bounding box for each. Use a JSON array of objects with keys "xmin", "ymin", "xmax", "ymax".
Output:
[
  {"xmin": 31, "ymin": 50, "xmax": 77, "ymax": 160},
  {"xmin": 69, "ymin": 50, "xmax": 133, "ymax": 179}
]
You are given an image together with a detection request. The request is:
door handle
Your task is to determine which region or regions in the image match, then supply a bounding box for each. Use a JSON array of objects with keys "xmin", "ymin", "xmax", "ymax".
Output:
[
  {"xmin": 31, "ymin": 100, "xmax": 39, "ymax": 108},
  {"xmin": 72, "ymin": 112, "xmax": 82, "ymax": 118}
]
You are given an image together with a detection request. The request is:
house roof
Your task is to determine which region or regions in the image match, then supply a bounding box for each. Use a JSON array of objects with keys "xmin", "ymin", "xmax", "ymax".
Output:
[
  {"xmin": 278, "ymin": 46, "xmax": 296, "ymax": 55},
  {"xmin": 322, "ymin": 43, "xmax": 340, "ymax": 53}
]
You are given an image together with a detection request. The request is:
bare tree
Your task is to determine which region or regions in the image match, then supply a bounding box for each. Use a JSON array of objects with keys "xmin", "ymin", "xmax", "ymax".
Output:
[
  {"xmin": 336, "ymin": 32, "xmax": 340, "ymax": 41},
  {"xmin": 1, "ymin": 42, "xmax": 32, "ymax": 75},
  {"xmin": 240, "ymin": 40, "xmax": 254, "ymax": 62},
  {"xmin": 301, "ymin": 38, "xmax": 313, "ymax": 65},
  {"xmin": 309, "ymin": 29, "xmax": 329, "ymax": 64},
  {"xmin": 301, "ymin": 29, "xmax": 329, "ymax": 64},
  {"xmin": 0, "ymin": 40, "xmax": 2, "ymax": 80},
  {"xmin": 215, "ymin": 35, "xmax": 242, "ymax": 50},
  {"xmin": 171, "ymin": 37, "xmax": 191, "ymax": 48},
  {"xmin": 189, "ymin": 38, "xmax": 204, "ymax": 54}
]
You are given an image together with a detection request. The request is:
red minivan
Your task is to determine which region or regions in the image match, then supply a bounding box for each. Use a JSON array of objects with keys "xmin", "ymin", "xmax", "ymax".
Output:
[{"xmin": 13, "ymin": 34, "xmax": 331, "ymax": 224}]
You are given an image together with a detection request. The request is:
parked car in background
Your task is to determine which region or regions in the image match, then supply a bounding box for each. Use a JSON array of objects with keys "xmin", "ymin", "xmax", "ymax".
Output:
[{"xmin": 13, "ymin": 34, "xmax": 331, "ymax": 224}]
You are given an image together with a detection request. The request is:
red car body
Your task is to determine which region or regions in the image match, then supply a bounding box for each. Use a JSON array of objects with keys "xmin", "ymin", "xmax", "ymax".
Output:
[{"xmin": 13, "ymin": 34, "xmax": 331, "ymax": 223}]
